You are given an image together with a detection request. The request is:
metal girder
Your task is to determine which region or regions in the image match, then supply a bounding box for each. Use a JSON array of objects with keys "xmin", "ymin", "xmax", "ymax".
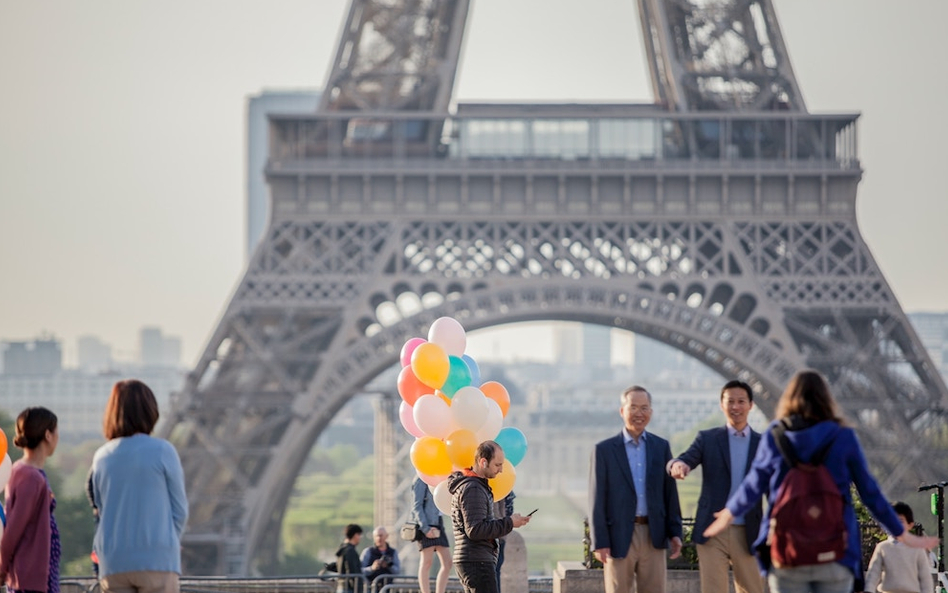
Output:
[
  {"xmin": 319, "ymin": 0, "xmax": 469, "ymax": 113},
  {"xmin": 638, "ymin": 0, "xmax": 806, "ymax": 111}
]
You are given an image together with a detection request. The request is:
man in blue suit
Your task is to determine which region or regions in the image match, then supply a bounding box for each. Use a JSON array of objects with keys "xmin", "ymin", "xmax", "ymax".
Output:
[
  {"xmin": 589, "ymin": 385, "xmax": 682, "ymax": 593},
  {"xmin": 668, "ymin": 380, "xmax": 763, "ymax": 593}
]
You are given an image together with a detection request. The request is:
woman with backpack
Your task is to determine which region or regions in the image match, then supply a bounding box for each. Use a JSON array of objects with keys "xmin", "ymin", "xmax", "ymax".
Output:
[{"xmin": 704, "ymin": 370, "xmax": 937, "ymax": 593}]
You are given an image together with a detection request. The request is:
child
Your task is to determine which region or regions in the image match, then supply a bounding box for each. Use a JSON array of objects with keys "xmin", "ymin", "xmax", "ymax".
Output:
[{"xmin": 863, "ymin": 501, "xmax": 933, "ymax": 593}]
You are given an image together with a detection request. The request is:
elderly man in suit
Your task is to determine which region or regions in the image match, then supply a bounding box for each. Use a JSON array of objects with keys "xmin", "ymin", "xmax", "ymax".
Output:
[
  {"xmin": 668, "ymin": 380, "xmax": 763, "ymax": 593},
  {"xmin": 589, "ymin": 385, "xmax": 683, "ymax": 593}
]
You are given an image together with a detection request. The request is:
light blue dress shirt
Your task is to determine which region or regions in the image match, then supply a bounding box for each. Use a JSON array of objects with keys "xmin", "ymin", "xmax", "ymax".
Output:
[{"xmin": 623, "ymin": 428, "xmax": 648, "ymax": 518}]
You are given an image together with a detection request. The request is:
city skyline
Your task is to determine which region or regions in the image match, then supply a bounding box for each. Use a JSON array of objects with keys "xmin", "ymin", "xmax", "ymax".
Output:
[{"xmin": 1, "ymin": 0, "xmax": 946, "ymax": 367}]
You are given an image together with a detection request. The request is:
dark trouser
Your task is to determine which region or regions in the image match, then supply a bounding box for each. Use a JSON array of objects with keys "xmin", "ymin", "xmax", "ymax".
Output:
[
  {"xmin": 456, "ymin": 561, "xmax": 499, "ymax": 593},
  {"xmin": 495, "ymin": 539, "xmax": 506, "ymax": 593}
]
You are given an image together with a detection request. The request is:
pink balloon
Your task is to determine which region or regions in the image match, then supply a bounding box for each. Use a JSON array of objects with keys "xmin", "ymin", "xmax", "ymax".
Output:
[
  {"xmin": 400, "ymin": 337, "xmax": 427, "ymax": 367},
  {"xmin": 399, "ymin": 401, "xmax": 425, "ymax": 438},
  {"xmin": 417, "ymin": 470, "xmax": 449, "ymax": 488}
]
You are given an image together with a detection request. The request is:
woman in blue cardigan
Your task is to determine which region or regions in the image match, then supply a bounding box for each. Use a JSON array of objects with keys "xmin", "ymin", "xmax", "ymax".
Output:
[
  {"xmin": 90, "ymin": 379, "xmax": 189, "ymax": 593},
  {"xmin": 704, "ymin": 370, "xmax": 936, "ymax": 593}
]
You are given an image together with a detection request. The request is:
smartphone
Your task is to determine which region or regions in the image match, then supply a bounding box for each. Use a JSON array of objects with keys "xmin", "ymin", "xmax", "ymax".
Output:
[{"xmin": 527, "ymin": 508, "xmax": 538, "ymax": 516}]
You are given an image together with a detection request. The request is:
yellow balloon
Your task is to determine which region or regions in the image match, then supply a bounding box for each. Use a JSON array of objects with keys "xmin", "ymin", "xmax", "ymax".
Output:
[
  {"xmin": 445, "ymin": 429, "xmax": 478, "ymax": 469},
  {"xmin": 488, "ymin": 459, "xmax": 516, "ymax": 501},
  {"xmin": 410, "ymin": 436, "xmax": 452, "ymax": 476},
  {"xmin": 411, "ymin": 343, "xmax": 450, "ymax": 390}
]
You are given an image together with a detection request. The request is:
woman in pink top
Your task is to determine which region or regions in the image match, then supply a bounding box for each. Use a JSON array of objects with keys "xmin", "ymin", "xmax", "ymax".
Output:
[{"xmin": 0, "ymin": 407, "xmax": 60, "ymax": 593}]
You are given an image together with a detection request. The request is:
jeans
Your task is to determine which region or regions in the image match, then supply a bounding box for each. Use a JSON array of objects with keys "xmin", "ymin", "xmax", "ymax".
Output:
[
  {"xmin": 495, "ymin": 539, "xmax": 506, "ymax": 592},
  {"xmin": 767, "ymin": 563, "xmax": 853, "ymax": 593},
  {"xmin": 456, "ymin": 561, "xmax": 499, "ymax": 593}
]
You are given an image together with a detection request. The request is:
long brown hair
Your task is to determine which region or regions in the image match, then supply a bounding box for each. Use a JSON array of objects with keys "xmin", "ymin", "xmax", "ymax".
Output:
[
  {"xmin": 103, "ymin": 379, "xmax": 160, "ymax": 439},
  {"xmin": 774, "ymin": 370, "xmax": 844, "ymax": 424}
]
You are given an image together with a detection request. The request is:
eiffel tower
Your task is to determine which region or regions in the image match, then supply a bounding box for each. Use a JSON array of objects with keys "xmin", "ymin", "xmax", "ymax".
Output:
[{"xmin": 162, "ymin": 0, "xmax": 948, "ymax": 575}]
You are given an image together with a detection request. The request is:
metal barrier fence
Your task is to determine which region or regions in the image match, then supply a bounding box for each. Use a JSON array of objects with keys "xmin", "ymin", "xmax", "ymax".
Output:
[{"xmin": 58, "ymin": 575, "xmax": 555, "ymax": 593}]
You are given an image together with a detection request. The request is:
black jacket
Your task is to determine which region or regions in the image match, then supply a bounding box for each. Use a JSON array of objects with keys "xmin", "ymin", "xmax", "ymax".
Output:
[
  {"xmin": 447, "ymin": 469, "xmax": 513, "ymax": 563},
  {"xmin": 335, "ymin": 541, "xmax": 363, "ymax": 593}
]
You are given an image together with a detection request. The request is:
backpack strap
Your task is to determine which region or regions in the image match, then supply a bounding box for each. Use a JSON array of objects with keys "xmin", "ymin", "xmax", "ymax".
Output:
[{"xmin": 772, "ymin": 418, "xmax": 800, "ymax": 468}]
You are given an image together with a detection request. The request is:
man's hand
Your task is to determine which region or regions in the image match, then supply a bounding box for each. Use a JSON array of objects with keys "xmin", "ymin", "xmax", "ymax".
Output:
[
  {"xmin": 594, "ymin": 548, "xmax": 610, "ymax": 564},
  {"xmin": 511, "ymin": 512, "xmax": 531, "ymax": 528},
  {"xmin": 669, "ymin": 460, "xmax": 690, "ymax": 480},
  {"xmin": 703, "ymin": 508, "xmax": 734, "ymax": 538},
  {"xmin": 669, "ymin": 536, "xmax": 682, "ymax": 559}
]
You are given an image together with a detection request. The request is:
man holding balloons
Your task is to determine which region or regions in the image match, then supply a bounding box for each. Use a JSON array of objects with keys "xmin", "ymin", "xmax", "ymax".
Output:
[{"xmin": 448, "ymin": 441, "xmax": 531, "ymax": 593}]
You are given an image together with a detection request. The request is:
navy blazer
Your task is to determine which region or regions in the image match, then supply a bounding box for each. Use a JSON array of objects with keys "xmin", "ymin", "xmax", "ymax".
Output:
[
  {"xmin": 676, "ymin": 426, "xmax": 762, "ymax": 550},
  {"xmin": 589, "ymin": 431, "xmax": 682, "ymax": 558}
]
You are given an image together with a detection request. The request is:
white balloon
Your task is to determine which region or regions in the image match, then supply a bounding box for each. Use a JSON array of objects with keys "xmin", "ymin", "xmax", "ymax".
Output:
[
  {"xmin": 413, "ymin": 394, "xmax": 456, "ymax": 439},
  {"xmin": 427, "ymin": 317, "xmax": 467, "ymax": 357},
  {"xmin": 451, "ymin": 386, "xmax": 489, "ymax": 433},
  {"xmin": 476, "ymin": 399, "xmax": 504, "ymax": 442},
  {"xmin": 433, "ymin": 479, "xmax": 453, "ymax": 515},
  {"xmin": 0, "ymin": 454, "xmax": 11, "ymax": 488}
]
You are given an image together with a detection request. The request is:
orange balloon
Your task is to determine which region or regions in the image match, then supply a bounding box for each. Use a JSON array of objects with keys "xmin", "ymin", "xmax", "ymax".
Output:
[
  {"xmin": 410, "ymin": 436, "xmax": 452, "ymax": 477},
  {"xmin": 445, "ymin": 429, "xmax": 478, "ymax": 469},
  {"xmin": 411, "ymin": 343, "xmax": 450, "ymax": 390},
  {"xmin": 480, "ymin": 381, "xmax": 510, "ymax": 417},
  {"xmin": 0, "ymin": 429, "xmax": 6, "ymax": 460},
  {"xmin": 398, "ymin": 366, "xmax": 429, "ymax": 406},
  {"xmin": 488, "ymin": 458, "xmax": 516, "ymax": 501}
]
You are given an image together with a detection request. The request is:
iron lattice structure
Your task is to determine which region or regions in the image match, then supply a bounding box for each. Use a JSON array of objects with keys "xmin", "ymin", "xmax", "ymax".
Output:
[{"xmin": 161, "ymin": 0, "xmax": 948, "ymax": 575}]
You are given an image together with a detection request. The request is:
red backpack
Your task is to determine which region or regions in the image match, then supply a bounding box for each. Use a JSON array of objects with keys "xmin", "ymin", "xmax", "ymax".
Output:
[{"xmin": 767, "ymin": 419, "xmax": 847, "ymax": 568}]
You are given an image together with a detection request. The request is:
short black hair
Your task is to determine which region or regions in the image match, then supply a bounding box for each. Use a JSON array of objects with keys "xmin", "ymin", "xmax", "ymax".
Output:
[
  {"xmin": 892, "ymin": 501, "xmax": 914, "ymax": 524},
  {"xmin": 721, "ymin": 380, "xmax": 754, "ymax": 403},
  {"xmin": 345, "ymin": 524, "xmax": 363, "ymax": 539},
  {"xmin": 475, "ymin": 440, "xmax": 500, "ymax": 464}
]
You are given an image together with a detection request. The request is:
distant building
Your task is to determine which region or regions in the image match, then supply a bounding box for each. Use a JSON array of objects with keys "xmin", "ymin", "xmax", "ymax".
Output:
[
  {"xmin": 1, "ymin": 337, "xmax": 62, "ymax": 376},
  {"xmin": 0, "ymin": 366, "xmax": 185, "ymax": 442},
  {"xmin": 552, "ymin": 324, "xmax": 582, "ymax": 365},
  {"xmin": 247, "ymin": 89, "xmax": 320, "ymax": 259},
  {"xmin": 582, "ymin": 324, "xmax": 611, "ymax": 369},
  {"xmin": 633, "ymin": 334, "xmax": 721, "ymax": 388},
  {"xmin": 908, "ymin": 311, "xmax": 948, "ymax": 382},
  {"xmin": 551, "ymin": 323, "xmax": 614, "ymax": 383},
  {"xmin": 139, "ymin": 327, "xmax": 182, "ymax": 368},
  {"xmin": 77, "ymin": 335, "xmax": 113, "ymax": 373}
]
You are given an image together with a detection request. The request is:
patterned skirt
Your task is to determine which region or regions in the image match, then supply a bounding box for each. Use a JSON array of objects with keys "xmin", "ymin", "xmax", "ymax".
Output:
[{"xmin": 418, "ymin": 517, "xmax": 450, "ymax": 550}]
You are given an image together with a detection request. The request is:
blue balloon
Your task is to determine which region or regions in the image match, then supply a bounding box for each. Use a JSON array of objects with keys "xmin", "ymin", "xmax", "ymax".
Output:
[
  {"xmin": 462, "ymin": 354, "xmax": 481, "ymax": 387},
  {"xmin": 495, "ymin": 427, "xmax": 528, "ymax": 466},
  {"xmin": 441, "ymin": 355, "xmax": 473, "ymax": 397}
]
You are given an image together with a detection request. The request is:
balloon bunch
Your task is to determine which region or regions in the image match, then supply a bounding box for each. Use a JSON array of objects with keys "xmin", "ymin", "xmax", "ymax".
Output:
[
  {"xmin": 0, "ymin": 427, "xmax": 9, "ymax": 539},
  {"xmin": 398, "ymin": 317, "xmax": 528, "ymax": 513}
]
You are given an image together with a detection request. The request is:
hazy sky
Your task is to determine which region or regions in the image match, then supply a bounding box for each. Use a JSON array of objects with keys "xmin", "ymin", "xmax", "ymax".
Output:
[{"xmin": 1, "ymin": 0, "xmax": 946, "ymax": 367}]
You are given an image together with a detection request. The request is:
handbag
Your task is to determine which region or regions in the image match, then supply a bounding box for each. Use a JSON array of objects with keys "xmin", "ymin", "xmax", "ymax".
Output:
[{"xmin": 400, "ymin": 522, "xmax": 422, "ymax": 542}]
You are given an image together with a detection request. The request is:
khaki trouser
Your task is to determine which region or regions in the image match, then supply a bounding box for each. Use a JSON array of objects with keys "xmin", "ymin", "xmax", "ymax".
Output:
[
  {"xmin": 696, "ymin": 524, "xmax": 764, "ymax": 593},
  {"xmin": 604, "ymin": 523, "xmax": 667, "ymax": 593},
  {"xmin": 100, "ymin": 570, "xmax": 179, "ymax": 593}
]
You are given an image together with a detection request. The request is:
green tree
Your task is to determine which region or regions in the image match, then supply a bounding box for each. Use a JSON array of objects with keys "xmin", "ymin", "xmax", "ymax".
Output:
[{"xmin": 56, "ymin": 495, "xmax": 97, "ymax": 576}]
